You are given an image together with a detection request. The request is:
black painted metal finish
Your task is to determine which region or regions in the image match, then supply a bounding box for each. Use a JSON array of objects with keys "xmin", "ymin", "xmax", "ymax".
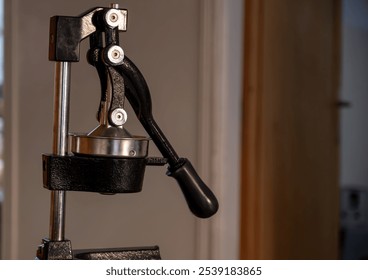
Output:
[
  {"xmin": 43, "ymin": 154, "xmax": 146, "ymax": 193},
  {"xmin": 49, "ymin": 7, "xmax": 102, "ymax": 62},
  {"xmin": 37, "ymin": 239, "xmax": 73, "ymax": 260},
  {"xmin": 49, "ymin": 7, "xmax": 127, "ymax": 62},
  {"xmin": 36, "ymin": 239, "xmax": 161, "ymax": 260},
  {"xmin": 167, "ymin": 159, "xmax": 219, "ymax": 218},
  {"xmin": 115, "ymin": 59, "xmax": 219, "ymax": 218},
  {"xmin": 74, "ymin": 246, "xmax": 161, "ymax": 260}
]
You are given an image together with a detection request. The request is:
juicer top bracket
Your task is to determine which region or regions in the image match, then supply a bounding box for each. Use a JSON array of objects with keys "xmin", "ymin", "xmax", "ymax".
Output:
[{"xmin": 49, "ymin": 6, "xmax": 127, "ymax": 62}]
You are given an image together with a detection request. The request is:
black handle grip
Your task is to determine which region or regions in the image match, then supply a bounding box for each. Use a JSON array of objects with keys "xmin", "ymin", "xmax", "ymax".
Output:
[{"xmin": 167, "ymin": 159, "xmax": 219, "ymax": 218}]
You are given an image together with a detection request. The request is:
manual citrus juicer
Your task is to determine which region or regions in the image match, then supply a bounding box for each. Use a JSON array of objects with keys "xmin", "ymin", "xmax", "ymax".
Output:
[{"xmin": 37, "ymin": 4, "xmax": 218, "ymax": 260}]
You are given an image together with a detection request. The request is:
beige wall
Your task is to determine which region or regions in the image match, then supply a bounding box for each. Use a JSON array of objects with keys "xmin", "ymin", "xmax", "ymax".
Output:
[{"xmin": 3, "ymin": 0, "xmax": 201, "ymax": 259}]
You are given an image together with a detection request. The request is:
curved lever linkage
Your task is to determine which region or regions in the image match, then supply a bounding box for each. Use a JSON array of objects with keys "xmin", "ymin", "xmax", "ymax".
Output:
[{"xmin": 114, "ymin": 57, "xmax": 219, "ymax": 218}]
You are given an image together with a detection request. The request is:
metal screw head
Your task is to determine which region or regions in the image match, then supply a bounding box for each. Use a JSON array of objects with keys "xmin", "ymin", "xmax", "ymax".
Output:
[
  {"xmin": 110, "ymin": 108, "xmax": 127, "ymax": 126},
  {"xmin": 112, "ymin": 50, "xmax": 120, "ymax": 59},
  {"xmin": 129, "ymin": 150, "xmax": 137, "ymax": 157},
  {"xmin": 105, "ymin": 9, "xmax": 121, "ymax": 27},
  {"xmin": 106, "ymin": 45, "xmax": 125, "ymax": 65},
  {"xmin": 109, "ymin": 13, "xmax": 118, "ymax": 22}
]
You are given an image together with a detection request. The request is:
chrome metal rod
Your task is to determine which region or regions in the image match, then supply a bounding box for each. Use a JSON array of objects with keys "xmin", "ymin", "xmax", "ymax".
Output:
[
  {"xmin": 49, "ymin": 190, "xmax": 67, "ymax": 241},
  {"xmin": 49, "ymin": 61, "xmax": 71, "ymax": 241},
  {"xmin": 52, "ymin": 62, "xmax": 71, "ymax": 156}
]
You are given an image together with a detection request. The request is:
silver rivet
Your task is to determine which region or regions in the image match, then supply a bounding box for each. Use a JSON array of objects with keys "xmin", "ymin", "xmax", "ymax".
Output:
[
  {"xmin": 110, "ymin": 108, "xmax": 127, "ymax": 126},
  {"xmin": 106, "ymin": 45, "xmax": 124, "ymax": 65},
  {"xmin": 105, "ymin": 9, "xmax": 120, "ymax": 27},
  {"xmin": 110, "ymin": 13, "xmax": 118, "ymax": 22}
]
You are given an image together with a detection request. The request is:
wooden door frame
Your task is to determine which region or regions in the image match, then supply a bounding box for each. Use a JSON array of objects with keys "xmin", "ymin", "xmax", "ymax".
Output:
[{"xmin": 240, "ymin": 0, "xmax": 341, "ymax": 259}]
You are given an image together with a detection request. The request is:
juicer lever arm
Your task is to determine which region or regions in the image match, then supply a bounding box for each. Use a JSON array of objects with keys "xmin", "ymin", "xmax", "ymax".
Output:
[{"xmin": 114, "ymin": 57, "xmax": 219, "ymax": 218}]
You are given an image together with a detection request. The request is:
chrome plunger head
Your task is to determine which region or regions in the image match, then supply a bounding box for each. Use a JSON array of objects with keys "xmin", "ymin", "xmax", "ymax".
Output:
[
  {"xmin": 70, "ymin": 125, "xmax": 149, "ymax": 158},
  {"xmin": 69, "ymin": 85, "xmax": 149, "ymax": 158}
]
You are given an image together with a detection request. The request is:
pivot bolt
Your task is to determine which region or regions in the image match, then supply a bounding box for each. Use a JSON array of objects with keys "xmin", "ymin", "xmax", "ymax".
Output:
[
  {"xmin": 105, "ymin": 9, "xmax": 121, "ymax": 27},
  {"xmin": 110, "ymin": 108, "xmax": 127, "ymax": 126},
  {"xmin": 106, "ymin": 45, "xmax": 125, "ymax": 65},
  {"xmin": 110, "ymin": 13, "xmax": 118, "ymax": 23}
]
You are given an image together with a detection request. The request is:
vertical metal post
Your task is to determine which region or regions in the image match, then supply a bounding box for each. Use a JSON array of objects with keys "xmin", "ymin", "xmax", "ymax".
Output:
[{"xmin": 49, "ymin": 61, "xmax": 71, "ymax": 241}]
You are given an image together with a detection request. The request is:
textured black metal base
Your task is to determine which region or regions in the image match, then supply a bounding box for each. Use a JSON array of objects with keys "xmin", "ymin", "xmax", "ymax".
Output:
[
  {"xmin": 42, "ymin": 154, "xmax": 146, "ymax": 193},
  {"xmin": 37, "ymin": 239, "xmax": 161, "ymax": 260},
  {"xmin": 74, "ymin": 246, "xmax": 161, "ymax": 260},
  {"xmin": 36, "ymin": 239, "xmax": 73, "ymax": 260}
]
